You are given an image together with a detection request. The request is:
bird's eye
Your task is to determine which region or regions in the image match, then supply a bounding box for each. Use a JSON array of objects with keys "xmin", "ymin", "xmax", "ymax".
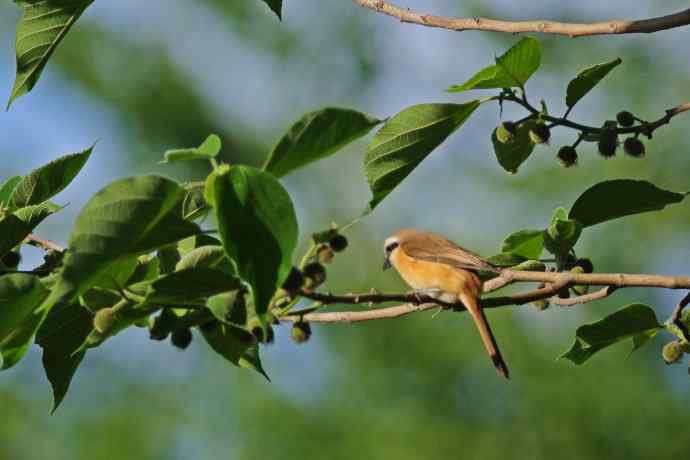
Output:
[{"xmin": 385, "ymin": 241, "xmax": 399, "ymax": 254}]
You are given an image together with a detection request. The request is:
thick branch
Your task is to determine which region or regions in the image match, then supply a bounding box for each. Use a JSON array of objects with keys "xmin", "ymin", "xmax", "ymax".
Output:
[
  {"xmin": 281, "ymin": 270, "xmax": 690, "ymax": 323},
  {"xmin": 352, "ymin": 1, "xmax": 690, "ymax": 37}
]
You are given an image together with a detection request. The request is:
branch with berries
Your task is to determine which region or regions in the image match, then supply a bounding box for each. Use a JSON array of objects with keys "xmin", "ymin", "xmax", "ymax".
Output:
[{"xmin": 492, "ymin": 91, "xmax": 690, "ymax": 168}]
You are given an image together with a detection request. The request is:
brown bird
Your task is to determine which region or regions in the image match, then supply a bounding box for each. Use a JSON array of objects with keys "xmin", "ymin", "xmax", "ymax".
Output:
[{"xmin": 383, "ymin": 229, "xmax": 509, "ymax": 379}]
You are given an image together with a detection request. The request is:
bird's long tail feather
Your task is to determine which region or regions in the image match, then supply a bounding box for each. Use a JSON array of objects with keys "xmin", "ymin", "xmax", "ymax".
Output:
[{"xmin": 460, "ymin": 292, "xmax": 509, "ymax": 379}]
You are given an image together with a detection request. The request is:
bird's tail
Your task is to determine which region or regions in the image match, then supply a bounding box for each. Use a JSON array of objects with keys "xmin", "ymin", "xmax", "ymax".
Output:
[{"xmin": 459, "ymin": 292, "xmax": 509, "ymax": 379}]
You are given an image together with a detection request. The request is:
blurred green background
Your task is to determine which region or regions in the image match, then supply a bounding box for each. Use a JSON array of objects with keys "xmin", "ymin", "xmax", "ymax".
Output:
[{"xmin": 1, "ymin": 1, "xmax": 690, "ymax": 459}]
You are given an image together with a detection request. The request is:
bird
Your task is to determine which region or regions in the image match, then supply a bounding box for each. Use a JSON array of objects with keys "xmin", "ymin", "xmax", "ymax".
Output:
[{"xmin": 382, "ymin": 228, "xmax": 509, "ymax": 379}]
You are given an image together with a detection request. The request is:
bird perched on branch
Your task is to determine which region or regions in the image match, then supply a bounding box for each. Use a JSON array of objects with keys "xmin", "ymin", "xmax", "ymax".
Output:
[{"xmin": 383, "ymin": 229, "xmax": 509, "ymax": 379}]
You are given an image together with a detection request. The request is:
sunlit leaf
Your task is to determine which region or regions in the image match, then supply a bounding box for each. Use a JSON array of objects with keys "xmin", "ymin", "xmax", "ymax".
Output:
[
  {"xmin": 566, "ymin": 58, "xmax": 622, "ymax": 108},
  {"xmin": 448, "ymin": 37, "xmax": 540, "ymax": 92},
  {"xmin": 263, "ymin": 107, "xmax": 381, "ymax": 178},
  {"xmin": 501, "ymin": 229, "xmax": 544, "ymax": 260},
  {"xmin": 8, "ymin": 0, "xmax": 95, "ymax": 108},
  {"xmin": 364, "ymin": 102, "xmax": 479, "ymax": 210},
  {"xmin": 45, "ymin": 176, "xmax": 200, "ymax": 307},
  {"xmin": 161, "ymin": 134, "xmax": 221, "ymax": 164},
  {"xmin": 0, "ymin": 202, "xmax": 60, "ymax": 257},
  {"xmin": 11, "ymin": 146, "xmax": 92, "ymax": 209}
]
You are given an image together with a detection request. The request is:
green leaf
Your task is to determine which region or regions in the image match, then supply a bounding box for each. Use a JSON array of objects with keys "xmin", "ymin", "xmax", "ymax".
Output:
[
  {"xmin": 35, "ymin": 302, "xmax": 92, "ymax": 413},
  {"xmin": 0, "ymin": 176, "xmax": 22, "ymax": 208},
  {"xmin": 486, "ymin": 253, "xmax": 526, "ymax": 267},
  {"xmin": 566, "ymin": 58, "xmax": 622, "ymax": 108},
  {"xmin": 263, "ymin": 108, "xmax": 382, "ymax": 178},
  {"xmin": 501, "ymin": 229, "xmax": 544, "ymax": 260},
  {"xmin": 175, "ymin": 245, "xmax": 228, "ymax": 272},
  {"xmin": 491, "ymin": 121, "xmax": 536, "ymax": 173},
  {"xmin": 206, "ymin": 291, "xmax": 246, "ymax": 326},
  {"xmin": 211, "ymin": 165, "xmax": 298, "ymax": 318},
  {"xmin": 239, "ymin": 345, "xmax": 270, "ymax": 381},
  {"xmin": 142, "ymin": 268, "xmax": 241, "ymax": 306},
  {"xmin": 630, "ymin": 329, "xmax": 659, "ymax": 356},
  {"xmin": 0, "ymin": 274, "xmax": 50, "ymax": 369},
  {"xmin": 46, "ymin": 176, "xmax": 201, "ymax": 307},
  {"xmin": 0, "ymin": 202, "xmax": 60, "ymax": 257},
  {"xmin": 561, "ymin": 304, "xmax": 662, "ymax": 365},
  {"xmin": 260, "ymin": 0, "xmax": 282, "ymax": 19},
  {"xmin": 364, "ymin": 102, "xmax": 479, "ymax": 211},
  {"xmin": 543, "ymin": 207, "xmax": 582, "ymax": 256},
  {"xmin": 180, "ymin": 182, "xmax": 208, "ymax": 221},
  {"xmin": 161, "ymin": 134, "xmax": 221, "ymax": 164},
  {"xmin": 569, "ymin": 180, "xmax": 686, "ymax": 227},
  {"xmin": 8, "ymin": 0, "xmax": 95, "ymax": 108},
  {"xmin": 447, "ymin": 37, "xmax": 540, "ymax": 92},
  {"xmin": 201, "ymin": 322, "xmax": 256, "ymax": 365},
  {"xmin": 11, "ymin": 146, "xmax": 93, "ymax": 208}
]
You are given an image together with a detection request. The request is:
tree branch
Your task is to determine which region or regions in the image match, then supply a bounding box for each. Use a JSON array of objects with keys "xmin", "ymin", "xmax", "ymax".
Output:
[
  {"xmin": 280, "ymin": 270, "xmax": 690, "ymax": 324},
  {"xmin": 352, "ymin": 1, "xmax": 690, "ymax": 38}
]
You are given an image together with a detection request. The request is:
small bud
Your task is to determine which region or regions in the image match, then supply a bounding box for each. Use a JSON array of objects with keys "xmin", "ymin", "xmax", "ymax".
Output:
[
  {"xmin": 317, "ymin": 244, "xmax": 334, "ymax": 264},
  {"xmin": 329, "ymin": 234, "xmax": 348, "ymax": 252},
  {"xmin": 496, "ymin": 122, "xmax": 516, "ymax": 143},
  {"xmin": 623, "ymin": 137, "xmax": 645, "ymax": 158},
  {"xmin": 557, "ymin": 146, "xmax": 578, "ymax": 168},
  {"xmin": 574, "ymin": 258, "xmax": 594, "ymax": 273},
  {"xmin": 529, "ymin": 123, "xmax": 551, "ymax": 145},
  {"xmin": 532, "ymin": 299, "xmax": 549, "ymax": 311},
  {"xmin": 93, "ymin": 308, "xmax": 116, "ymax": 334},
  {"xmin": 171, "ymin": 328, "xmax": 193, "ymax": 350},
  {"xmin": 291, "ymin": 321, "xmax": 312, "ymax": 343},
  {"xmin": 281, "ymin": 267, "xmax": 304, "ymax": 293},
  {"xmin": 303, "ymin": 262, "xmax": 326, "ymax": 287},
  {"xmin": 616, "ymin": 111, "xmax": 635, "ymax": 127},
  {"xmin": 663, "ymin": 341, "xmax": 683, "ymax": 364}
]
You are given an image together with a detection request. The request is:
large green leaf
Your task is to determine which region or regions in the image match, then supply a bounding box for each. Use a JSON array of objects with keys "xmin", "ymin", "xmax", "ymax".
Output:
[
  {"xmin": 561, "ymin": 304, "xmax": 662, "ymax": 365},
  {"xmin": 0, "ymin": 202, "xmax": 60, "ymax": 257},
  {"xmin": 569, "ymin": 180, "xmax": 686, "ymax": 227},
  {"xmin": 447, "ymin": 37, "xmax": 540, "ymax": 92},
  {"xmin": 364, "ymin": 102, "xmax": 479, "ymax": 210},
  {"xmin": 260, "ymin": 0, "xmax": 282, "ymax": 19},
  {"xmin": 263, "ymin": 107, "xmax": 382, "ymax": 178},
  {"xmin": 45, "ymin": 176, "xmax": 201, "ymax": 307},
  {"xmin": 0, "ymin": 274, "xmax": 50, "ymax": 369},
  {"xmin": 501, "ymin": 229, "xmax": 544, "ymax": 260},
  {"xmin": 160, "ymin": 134, "xmax": 221, "ymax": 164},
  {"xmin": 566, "ymin": 58, "xmax": 622, "ymax": 108},
  {"xmin": 10, "ymin": 146, "xmax": 93, "ymax": 209},
  {"xmin": 8, "ymin": 0, "xmax": 95, "ymax": 108},
  {"xmin": 211, "ymin": 165, "xmax": 298, "ymax": 318},
  {"xmin": 491, "ymin": 121, "xmax": 536, "ymax": 173},
  {"xmin": 35, "ymin": 302, "xmax": 93, "ymax": 413}
]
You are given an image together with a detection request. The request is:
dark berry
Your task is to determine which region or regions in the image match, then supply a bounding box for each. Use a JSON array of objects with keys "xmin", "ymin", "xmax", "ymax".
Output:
[
  {"xmin": 329, "ymin": 234, "xmax": 349, "ymax": 252},
  {"xmin": 303, "ymin": 262, "xmax": 326, "ymax": 287},
  {"xmin": 557, "ymin": 146, "xmax": 578, "ymax": 167},
  {"xmin": 616, "ymin": 111, "xmax": 635, "ymax": 127},
  {"xmin": 623, "ymin": 137, "xmax": 645, "ymax": 158},
  {"xmin": 281, "ymin": 267, "xmax": 304, "ymax": 292},
  {"xmin": 291, "ymin": 322, "xmax": 312, "ymax": 344},
  {"xmin": 171, "ymin": 328, "xmax": 193, "ymax": 350},
  {"xmin": 529, "ymin": 123, "xmax": 551, "ymax": 144}
]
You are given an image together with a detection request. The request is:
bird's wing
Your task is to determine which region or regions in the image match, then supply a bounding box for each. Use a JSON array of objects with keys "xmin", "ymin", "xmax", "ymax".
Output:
[{"xmin": 402, "ymin": 236, "xmax": 500, "ymax": 273}]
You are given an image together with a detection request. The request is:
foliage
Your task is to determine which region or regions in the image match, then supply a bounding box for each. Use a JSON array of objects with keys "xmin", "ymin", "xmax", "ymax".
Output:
[{"xmin": 2, "ymin": 4, "xmax": 689, "ymax": 417}]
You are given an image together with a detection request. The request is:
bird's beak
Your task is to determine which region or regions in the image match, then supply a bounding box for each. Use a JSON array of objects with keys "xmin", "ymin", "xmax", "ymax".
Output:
[{"xmin": 383, "ymin": 257, "xmax": 392, "ymax": 270}]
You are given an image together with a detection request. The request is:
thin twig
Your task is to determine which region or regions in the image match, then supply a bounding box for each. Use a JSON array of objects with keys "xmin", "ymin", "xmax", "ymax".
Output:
[
  {"xmin": 352, "ymin": 1, "xmax": 690, "ymax": 38},
  {"xmin": 26, "ymin": 234, "xmax": 65, "ymax": 253}
]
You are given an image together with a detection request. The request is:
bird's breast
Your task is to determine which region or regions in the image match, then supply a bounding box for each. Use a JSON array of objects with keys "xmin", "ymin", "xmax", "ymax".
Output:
[{"xmin": 391, "ymin": 249, "xmax": 480, "ymax": 298}]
